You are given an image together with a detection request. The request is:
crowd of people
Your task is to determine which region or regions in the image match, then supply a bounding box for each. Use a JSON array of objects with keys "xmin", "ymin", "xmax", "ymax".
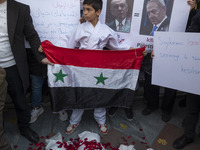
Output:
[{"xmin": 0, "ymin": 0, "xmax": 199, "ymax": 150}]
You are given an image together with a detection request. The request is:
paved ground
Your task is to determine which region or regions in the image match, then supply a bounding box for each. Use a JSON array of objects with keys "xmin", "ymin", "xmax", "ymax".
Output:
[{"xmin": 4, "ymin": 88, "xmax": 199, "ymax": 150}]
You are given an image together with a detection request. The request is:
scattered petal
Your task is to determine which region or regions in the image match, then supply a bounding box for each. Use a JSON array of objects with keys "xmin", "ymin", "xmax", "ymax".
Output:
[{"xmin": 14, "ymin": 145, "xmax": 18, "ymax": 149}]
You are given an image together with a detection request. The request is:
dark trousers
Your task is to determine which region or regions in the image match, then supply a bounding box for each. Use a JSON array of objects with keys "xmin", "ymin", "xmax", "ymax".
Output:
[
  {"xmin": 0, "ymin": 67, "xmax": 12, "ymax": 150},
  {"xmin": 185, "ymin": 94, "xmax": 200, "ymax": 138},
  {"xmin": 144, "ymin": 72, "xmax": 177, "ymax": 113},
  {"xmin": 5, "ymin": 65, "xmax": 30, "ymax": 130}
]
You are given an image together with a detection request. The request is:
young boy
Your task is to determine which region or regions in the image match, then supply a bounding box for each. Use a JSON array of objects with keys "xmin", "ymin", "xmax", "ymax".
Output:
[{"xmin": 65, "ymin": 0, "xmax": 134, "ymax": 135}]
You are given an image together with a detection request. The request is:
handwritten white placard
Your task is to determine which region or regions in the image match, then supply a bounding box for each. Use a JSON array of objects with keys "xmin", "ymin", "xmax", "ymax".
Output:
[
  {"xmin": 17, "ymin": 0, "xmax": 80, "ymax": 47},
  {"xmin": 152, "ymin": 32, "xmax": 200, "ymax": 95}
]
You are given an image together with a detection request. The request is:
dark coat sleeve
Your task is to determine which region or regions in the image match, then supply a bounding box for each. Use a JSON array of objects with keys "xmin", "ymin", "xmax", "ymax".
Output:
[{"xmin": 23, "ymin": 5, "xmax": 45, "ymax": 62}]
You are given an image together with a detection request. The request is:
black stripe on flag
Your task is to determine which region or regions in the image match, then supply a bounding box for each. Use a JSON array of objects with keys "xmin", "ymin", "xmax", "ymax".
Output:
[{"xmin": 49, "ymin": 87, "xmax": 134, "ymax": 112}]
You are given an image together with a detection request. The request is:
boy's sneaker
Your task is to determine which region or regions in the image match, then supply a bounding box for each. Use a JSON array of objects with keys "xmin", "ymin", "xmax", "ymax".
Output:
[
  {"xmin": 125, "ymin": 108, "xmax": 134, "ymax": 121},
  {"xmin": 29, "ymin": 106, "xmax": 44, "ymax": 123},
  {"xmin": 99, "ymin": 124, "xmax": 108, "ymax": 135},
  {"xmin": 58, "ymin": 110, "xmax": 68, "ymax": 121},
  {"xmin": 65, "ymin": 123, "xmax": 79, "ymax": 134}
]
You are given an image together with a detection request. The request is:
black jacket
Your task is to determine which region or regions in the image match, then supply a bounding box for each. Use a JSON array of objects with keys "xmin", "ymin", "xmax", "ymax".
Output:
[
  {"xmin": 187, "ymin": 9, "xmax": 200, "ymax": 32},
  {"xmin": 7, "ymin": 0, "xmax": 45, "ymax": 92}
]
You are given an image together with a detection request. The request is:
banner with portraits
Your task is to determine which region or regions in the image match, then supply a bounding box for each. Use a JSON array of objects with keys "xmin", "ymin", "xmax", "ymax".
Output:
[
  {"xmin": 101, "ymin": 0, "xmax": 190, "ymax": 52},
  {"xmin": 18, "ymin": 0, "xmax": 190, "ymax": 50}
]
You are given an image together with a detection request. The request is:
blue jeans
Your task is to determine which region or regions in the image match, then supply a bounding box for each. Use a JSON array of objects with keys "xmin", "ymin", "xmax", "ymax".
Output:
[{"xmin": 30, "ymin": 75, "xmax": 44, "ymax": 107}]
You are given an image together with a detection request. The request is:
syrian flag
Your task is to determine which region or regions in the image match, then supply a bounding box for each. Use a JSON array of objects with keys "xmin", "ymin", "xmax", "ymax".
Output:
[{"xmin": 41, "ymin": 40, "xmax": 144, "ymax": 112}]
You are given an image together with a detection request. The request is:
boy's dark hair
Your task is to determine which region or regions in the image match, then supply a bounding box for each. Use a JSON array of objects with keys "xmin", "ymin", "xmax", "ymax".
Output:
[{"xmin": 83, "ymin": 0, "xmax": 103, "ymax": 11}]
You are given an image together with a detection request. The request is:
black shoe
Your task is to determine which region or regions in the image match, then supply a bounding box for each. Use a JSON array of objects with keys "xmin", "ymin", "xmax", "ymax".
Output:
[
  {"xmin": 161, "ymin": 112, "xmax": 171, "ymax": 122},
  {"xmin": 173, "ymin": 134, "xmax": 194, "ymax": 149},
  {"xmin": 125, "ymin": 108, "xmax": 134, "ymax": 121},
  {"xmin": 20, "ymin": 127, "xmax": 39, "ymax": 143},
  {"xmin": 108, "ymin": 107, "xmax": 118, "ymax": 117},
  {"xmin": 182, "ymin": 118, "xmax": 185, "ymax": 127},
  {"xmin": 142, "ymin": 107, "xmax": 155, "ymax": 116}
]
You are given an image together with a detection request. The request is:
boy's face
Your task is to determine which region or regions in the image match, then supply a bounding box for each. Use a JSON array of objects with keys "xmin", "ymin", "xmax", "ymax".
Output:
[{"xmin": 83, "ymin": 4, "xmax": 101, "ymax": 23}]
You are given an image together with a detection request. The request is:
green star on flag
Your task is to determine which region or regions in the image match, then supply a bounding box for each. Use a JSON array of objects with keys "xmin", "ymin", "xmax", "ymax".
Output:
[
  {"xmin": 53, "ymin": 69, "xmax": 68, "ymax": 83},
  {"xmin": 94, "ymin": 73, "xmax": 108, "ymax": 85}
]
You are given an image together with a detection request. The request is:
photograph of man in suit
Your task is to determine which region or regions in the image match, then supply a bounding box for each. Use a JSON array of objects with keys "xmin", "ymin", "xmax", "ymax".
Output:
[
  {"xmin": 106, "ymin": 0, "xmax": 133, "ymax": 33},
  {"xmin": 140, "ymin": 0, "xmax": 173, "ymax": 36},
  {"xmin": 147, "ymin": 0, "xmax": 169, "ymax": 35}
]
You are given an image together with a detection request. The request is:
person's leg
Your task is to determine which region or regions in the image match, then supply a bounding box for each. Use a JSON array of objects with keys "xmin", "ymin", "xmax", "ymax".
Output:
[
  {"xmin": 142, "ymin": 72, "xmax": 159, "ymax": 115},
  {"xmin": 31, "ymin": 74, "xmax": 44, "ymax": 107},
  {"xmin": 94, "ymin": 108, "xmax": 106, "ymax": 125},
  {"xmin": 124, "ymin": 90, "xmax": 135, "ymax": 121},
  {"xmin": 173, "ymin": 94, "xmax": 200, "ymax": 149},
  {"xmin": 69, "ymin": 109, "xmax": 84, "ymax": 124},
  {"xmin": 29, "ymin": 75, "xmax": 44, "ymax": 123},
  {"xmin": 5, "ymin": 65, "xmax": 39, "ymax": 143},
  {"xmin": 0, "ymin": 67, "xmax": 12, "ymax": 150},
  {"xmin": 5, "ymin": 65, "xmax": 30, "ymax": 129},
  {"xmin": 65, "ymin": 109, "xmax": 84, "ymax": 134},
  {"xmin": 184, "ymin": 94, "xmax": 200, "ymax": 138},
  {"xmin": 161, "ymin": 88, "xmax": 177, "ymax": 122},
  {"xmin": 94, "ymin": 108, "xmax": 108, "ymax": 135}
]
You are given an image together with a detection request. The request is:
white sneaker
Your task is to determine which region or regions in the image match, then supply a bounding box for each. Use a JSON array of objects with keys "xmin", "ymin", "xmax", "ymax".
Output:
[
  {"xmin": 99, "ymin": 124, "xmax": 108, "ymax": 135},
  {"xmin": 58, "ymin": 110, "xmax": 68, "ymax": 121},
  {"xmin": 29, "ymin": 106, "xmax": 44, "ymax": 123},
  {"xmin": 65, "ymin": 123, "xmax": 79, "ymax": 134}
]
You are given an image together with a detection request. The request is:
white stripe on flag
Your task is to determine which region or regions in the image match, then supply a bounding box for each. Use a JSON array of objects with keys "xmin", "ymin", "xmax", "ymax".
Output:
[{"xmin": 48, "ymin": 64, "xmax": 139, "ymax": 90}]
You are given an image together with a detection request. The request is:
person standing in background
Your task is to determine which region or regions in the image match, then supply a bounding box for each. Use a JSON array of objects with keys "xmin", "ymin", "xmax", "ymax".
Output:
[
  {"xmin": 142, "ymin": 0, "xmax": 177, "ymax": 122},
  {"xmin": 0, "ymin": 0, "xmax": 52, "ymax": 143},
  {"xmin": 0, "ymin": 67, "xmax": 11, "ymax": 150}
]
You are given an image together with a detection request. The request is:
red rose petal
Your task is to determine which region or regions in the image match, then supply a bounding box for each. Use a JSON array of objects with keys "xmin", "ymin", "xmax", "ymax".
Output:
[{"xmin": 14, "ymin": 145, "xmax": 18, "ymax": 149}]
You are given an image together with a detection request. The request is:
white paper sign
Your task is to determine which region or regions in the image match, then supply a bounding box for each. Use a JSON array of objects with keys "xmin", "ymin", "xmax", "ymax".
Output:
[
  {"xmin": 152, "ymin": 32, "xmax": 200, "ymax": 95},
  {"xmin": 17, "ymin": 0, "xmax": 189, "ymax": 49},
  {"xmin": 17, "ymin": 0, "xmax": 80, "ymax": 47}
]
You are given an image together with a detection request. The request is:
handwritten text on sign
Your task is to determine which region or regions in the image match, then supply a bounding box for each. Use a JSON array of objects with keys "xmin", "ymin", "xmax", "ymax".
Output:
[
  {"xmin": 17, "ymin": 0, "xmax": 80, "ymax": 47},
  {"xmin": 152, "ymin": 32, "xmax": 200, "ymax": 95}
]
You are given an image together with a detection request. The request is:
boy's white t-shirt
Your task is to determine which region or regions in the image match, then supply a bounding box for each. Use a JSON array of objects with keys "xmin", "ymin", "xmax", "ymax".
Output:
[{"xmin": 66, "ymin": 21, "xmax": 130, "ymax": 50}]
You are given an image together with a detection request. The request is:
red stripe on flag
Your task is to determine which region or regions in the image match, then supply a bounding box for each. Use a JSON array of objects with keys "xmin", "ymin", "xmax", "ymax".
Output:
[{"xmin": 41, "ymin": 40, "xmax": 144, "ymax": 69}]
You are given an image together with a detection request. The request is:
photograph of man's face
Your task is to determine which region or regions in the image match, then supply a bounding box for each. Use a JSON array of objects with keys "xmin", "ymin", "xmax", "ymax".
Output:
[
  {"xmin": 105, "ymin": 0, "xmax": 134, "ymax": 33},
  {"xmin": 140, "ymin": 0, "xmax": 174, "ymax": 36},
  {"xmin": 110, "ymin": 0, "xmax": 129, "ymax": 22},
  {"xmin": 146, "ymin": 0, "xmax": 166, "ymax": 25}
]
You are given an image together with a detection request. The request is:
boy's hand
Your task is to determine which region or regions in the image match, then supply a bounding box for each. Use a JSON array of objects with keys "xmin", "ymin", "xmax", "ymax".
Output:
[
  {"xmin": 41, "ymin": 58, "xmax": 54, "ymax": 66},
  {"xmin": 151, "ymin": 51, "xmax": 155, "ymax": 59},
  {"xmin": 142, "ymin": 50, "xmax": 147, "ymax": 56},
  {"xmin": 38, "ymin": 45, "xmax": 43, "ymax": 52}
]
